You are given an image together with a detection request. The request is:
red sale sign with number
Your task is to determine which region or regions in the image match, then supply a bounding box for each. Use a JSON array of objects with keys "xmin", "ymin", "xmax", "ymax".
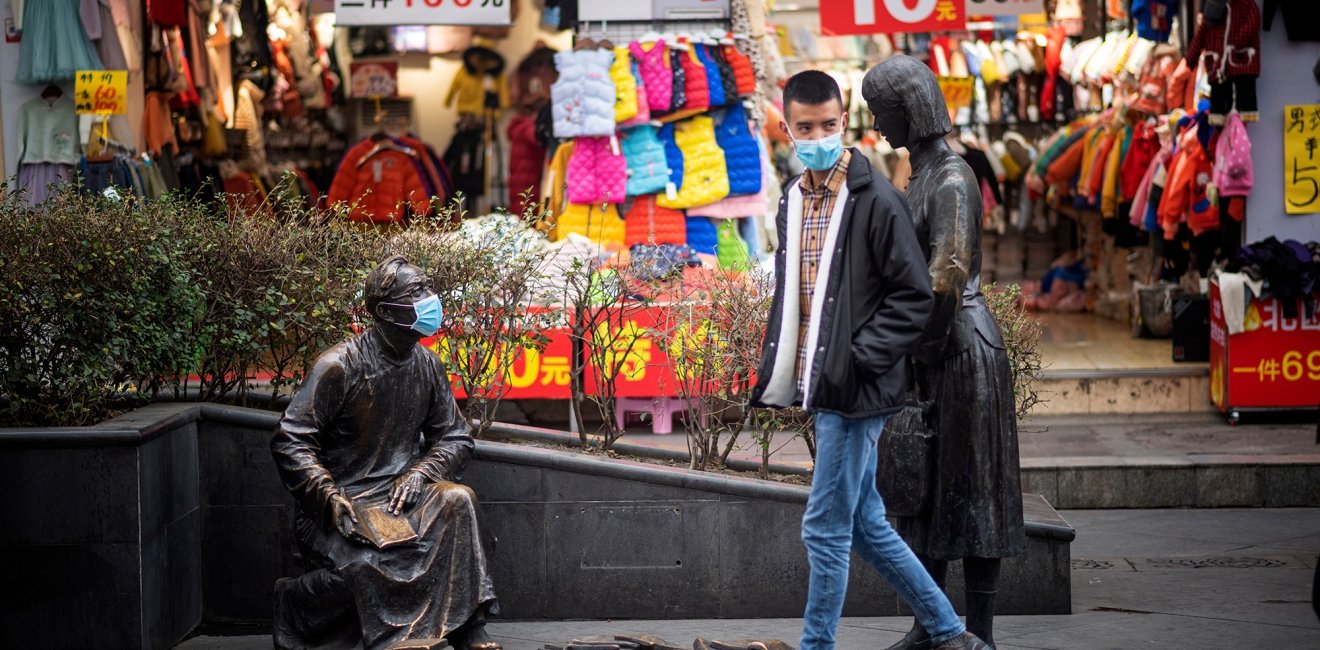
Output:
[
  {"xmin": 1209, "ymin": 283, "xmax": 1320, "ymax": 413},
  {"xmin": 822, "ymin": 0, "xmax": 966, "ymax": 35},
  {"xmin": 334, "ymin": 0, "xmax": 511, "ymax": 27}
]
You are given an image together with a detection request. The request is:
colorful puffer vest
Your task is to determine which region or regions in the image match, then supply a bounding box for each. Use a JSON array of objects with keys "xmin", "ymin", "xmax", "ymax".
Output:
[
  {"xmin": 620, "ymin": 125, "xmax": 669, "ymax": 196},
  {"xmin": 722, "ymin": 44, "xmax": 755, "ymax": 97},
  {"xmin": 715, "ymin": 218, "xmax": 750, "ymax": 270},
  {"xmin": 611, "ymin": 46, "xmax": 639, "ymax": 123},
  {"xmin": 551, "ymin": 48, "xmax": 617, "ymax": 138},
  {"xmin": 677, "ymin": 45, "xmax": 710, "ymax": 112},
  {"xmin": 554, "ymin": 201, "xmax": 626, "ymax": 249},
  {"xmin": 566, "ymin": 135, "xmax": 627, "ymax": 204},
  {"xmin": 623, "ymin": 195, "xmax": 686, "ymax": 246},
  {"xmin": 713, "ymin": 102, "xmax": 761, "ymax": 195},
  {"xmin": 657, "ymin": 115, "xmax": 730, "ymax": 209},
  {"xmin": 629, "ymin": 40, "xmax": 672, "ymax": 113},
  {"xmin": 668, "ymin": 48, "xmax": 688, "ymax": 114},
  {"xmin": 688, "ymin": 190, "xmax": 768, "ymax": 219},
  {"xmin": 685, "ymin": 215, "xmax": 718, "ymax": 255},
  {"xmin": 710, "ymin": 45, "xmax": 739, "ymax": 105},
  {"xmin": 618, "ymin": 62, "xmax": 652, "ymax": 129},
  {"xmin": 659, "ymin": 122, "xmax": 684, "ymax": 190},
  {"xmin": 695, "ymin": 44, "xmax": 727, "ymax": 108}
]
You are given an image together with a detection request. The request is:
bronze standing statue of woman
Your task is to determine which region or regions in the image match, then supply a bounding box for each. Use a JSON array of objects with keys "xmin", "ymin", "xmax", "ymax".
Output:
[{"xmin": 861, "ymin": 55, "xmax": 1026, "ymax": 650}]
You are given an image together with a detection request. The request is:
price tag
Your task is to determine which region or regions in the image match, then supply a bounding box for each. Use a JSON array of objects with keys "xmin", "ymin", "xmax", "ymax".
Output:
[
  {"xmin": 937, "ymin": 76, "xmax": 975, "ymax": 111},
  {"xmin": 1283, "ymin": 104, "xmax": 1320, "ymax": 215},
  {"xmin": 74, "ymin": 70, "xmax": 128, "ymax": 115},
  {"xmin": 334, "ymin": 0, "xmax": 511, "ymax": 27}
]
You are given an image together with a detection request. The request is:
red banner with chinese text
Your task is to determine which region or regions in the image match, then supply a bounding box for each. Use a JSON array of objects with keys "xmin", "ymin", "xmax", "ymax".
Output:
[
  {"xmin": 821, "ymin": 0, "xmax": 967, "ymax": 36},
  {"xmin": 424, "ymin": 306, "xmax": 692, "ymax": 400}
]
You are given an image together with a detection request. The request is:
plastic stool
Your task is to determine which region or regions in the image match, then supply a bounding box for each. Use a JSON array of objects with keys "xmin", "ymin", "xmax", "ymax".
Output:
[{"xmin": 614, "ymin": 397, "xmax": 705, "ymax": 435}]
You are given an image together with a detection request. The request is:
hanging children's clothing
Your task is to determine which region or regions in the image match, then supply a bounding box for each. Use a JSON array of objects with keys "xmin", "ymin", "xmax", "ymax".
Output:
[
  {"xmin": 16, "ymin": 95, "xmax": 81, "ymax": 204},
  {"xmin": 17, "ymin": 0, "xmax": 105, "ymax": 83}
]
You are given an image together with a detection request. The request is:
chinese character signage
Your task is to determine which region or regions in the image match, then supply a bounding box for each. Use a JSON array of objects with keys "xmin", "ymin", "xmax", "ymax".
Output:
[
  {"xmin": 822, "ymin": 0, "xmax": 965, "ymax": 35},
  {"xmin": 938, "ymin": 76, "xmax": 974, "ymax": 111},
  {"xmin": 334, "ymin": 0, "xmax": 511, "ymax": 27},
  {"xmin": 74, "ymin": 70, "xmax": 128, "ymax": 115},
  {"xmin": 965, "ymin": 0, "xmax": 1043, "ymax": 16},
  {"xmin": 423, "ymin": 306, "xmax": 688, "ymax": 400},
  {"xmin": 350, "ymin": 61, "xmax": 399, "ymax": 98},
  {"xmin": 1208, "ymin": 283, "xmax": 1320, "ymax": 412},
  {"xmin": 1284, "ymin": 104, "xmax": 1320, "ymax": 215}
]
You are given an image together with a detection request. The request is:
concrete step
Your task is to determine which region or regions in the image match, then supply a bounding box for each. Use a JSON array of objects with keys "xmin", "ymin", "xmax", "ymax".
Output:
[
  {"xmin": 1031, "ymin": 367, "xmax": 1214, "ymax": 416},
  {"xmin": 1020, "ymin": 413, "xmax": 1320, "ymax": 508}
]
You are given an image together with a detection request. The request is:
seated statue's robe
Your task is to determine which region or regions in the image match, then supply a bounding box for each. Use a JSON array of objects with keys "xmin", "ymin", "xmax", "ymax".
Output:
[{"xmin": 272, "ymin": 328, "xmax": 497, "ymax": 648}]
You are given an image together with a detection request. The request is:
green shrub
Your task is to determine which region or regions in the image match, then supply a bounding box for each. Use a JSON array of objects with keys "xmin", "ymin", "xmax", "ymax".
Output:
[
  {"xmin": 178, "ymin": 189, "xmax": 385, "ymax": 404},
  {"xmin": 0, "ymin": 189, "xmax": 203, "ymax": 426}
]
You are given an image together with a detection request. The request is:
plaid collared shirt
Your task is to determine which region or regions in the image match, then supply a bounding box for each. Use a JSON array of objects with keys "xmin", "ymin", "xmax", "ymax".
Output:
[{"xmin": 796, "ymin": 149, "xmax": 851, "ymax": 392}]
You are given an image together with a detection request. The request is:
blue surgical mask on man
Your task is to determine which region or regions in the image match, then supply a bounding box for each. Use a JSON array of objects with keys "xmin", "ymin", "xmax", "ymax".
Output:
[
  {"xmin": 792, "ymin": 130, "xmax": 845, "ymax": 172},
  {"xmin": 382, "ymin": 294, "xmax": 443, "ymax": 337}
]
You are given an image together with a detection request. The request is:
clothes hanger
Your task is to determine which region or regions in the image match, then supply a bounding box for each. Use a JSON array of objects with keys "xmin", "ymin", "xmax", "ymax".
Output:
[{"xmin": 41, "ymin": 84, "xmax": 63, "ymax": 101}]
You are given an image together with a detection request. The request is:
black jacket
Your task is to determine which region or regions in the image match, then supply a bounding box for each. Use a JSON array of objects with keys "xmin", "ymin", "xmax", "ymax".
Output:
[{"xmin": 750, "ymin": 149, "xmax": 933, "ymax": 418}]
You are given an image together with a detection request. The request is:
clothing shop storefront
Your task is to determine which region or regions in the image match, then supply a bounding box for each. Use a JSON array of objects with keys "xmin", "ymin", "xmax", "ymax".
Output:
[{"xmin": 2, "ymin": 0, "xmax": 1316, "ymax": 419}]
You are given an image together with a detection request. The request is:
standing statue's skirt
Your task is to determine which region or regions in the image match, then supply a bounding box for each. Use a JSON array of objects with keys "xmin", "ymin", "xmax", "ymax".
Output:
[{"xmin": 897, "ymin": 311, "xmax": 1027, "ymax": 561}]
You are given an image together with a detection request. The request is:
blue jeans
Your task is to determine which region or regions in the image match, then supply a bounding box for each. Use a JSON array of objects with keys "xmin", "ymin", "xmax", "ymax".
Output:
[{"xmin": 800, "ymin": 412, "xmax": 965, "ymax": 649}]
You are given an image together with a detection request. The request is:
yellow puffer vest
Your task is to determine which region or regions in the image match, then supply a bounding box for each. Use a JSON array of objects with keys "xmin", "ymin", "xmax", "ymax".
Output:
[
  {"xmin": 611, "ymin": 46, "xmax": 639, "ymax": 124},
  {"xmin": 552, "ymin": 202, "xmax": 627, "ymax": 250},
  {"xmin": 657, "ymin": 115, "xmax": 729, "ymax": 209}
]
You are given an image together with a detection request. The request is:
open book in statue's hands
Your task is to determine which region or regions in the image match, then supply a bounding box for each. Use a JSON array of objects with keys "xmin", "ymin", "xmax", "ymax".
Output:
[{"xmin": 351, "ymin": 499, "xmax": 419, "ymax": 550}]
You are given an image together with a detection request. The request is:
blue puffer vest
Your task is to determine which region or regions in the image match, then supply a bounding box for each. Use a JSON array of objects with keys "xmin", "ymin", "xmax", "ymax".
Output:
[
  {"xmin": 621, "ymin": 124, "xmax": 670, "ymax": 196},
  {"xmin": 659, "ymin": 122, "xmax": 684, "ymax": 190},
  {"xmin": 715, "ymin": 102, "xmax": 762, "ymax": 196},
  {"xmin": 695, "ymin": 44, "xmax": 727, "ymax": 108}
]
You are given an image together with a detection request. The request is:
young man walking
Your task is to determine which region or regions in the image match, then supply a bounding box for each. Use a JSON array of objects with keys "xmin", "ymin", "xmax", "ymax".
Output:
[{"xmin": 749, "ymin": 70, "xmax": 988, "ymax": 650}]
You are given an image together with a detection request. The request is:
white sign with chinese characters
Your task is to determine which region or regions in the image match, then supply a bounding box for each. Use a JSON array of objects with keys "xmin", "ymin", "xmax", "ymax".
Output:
[
  {"xmin": 334, "ymin": 0, "xmax": 511, "ymax": 27},
  {"xmin": 966, "ymin": 0, "xmax": 1044, "ymax": 16}
]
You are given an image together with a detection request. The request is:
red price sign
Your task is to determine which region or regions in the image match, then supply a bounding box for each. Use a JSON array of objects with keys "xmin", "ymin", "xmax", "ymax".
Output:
[
  {"xmin": 74, "ymin": 70, "xmax": 128, "ymax": 115},
  {"xmin": 822, "ymin": 0, "xmax": 966, "ymax": 35},
  {"xmin": 1209, "ymin": 284, "xmax": 1320, "ymax": 411},
  {"xmin": 334, "ymin": 0, "xmax": 511, "ymax": 26}
]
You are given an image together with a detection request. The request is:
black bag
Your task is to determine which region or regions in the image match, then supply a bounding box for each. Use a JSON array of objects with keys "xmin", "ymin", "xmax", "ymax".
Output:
[{"xmin": 876, "ymin": 399, "xmax": 935, "ymax": 518}]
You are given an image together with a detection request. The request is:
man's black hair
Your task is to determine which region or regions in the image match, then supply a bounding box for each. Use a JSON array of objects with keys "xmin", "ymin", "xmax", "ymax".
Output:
[{"xmin": 782, "ymin": 70, "xmax": 843, "ymax": 117}]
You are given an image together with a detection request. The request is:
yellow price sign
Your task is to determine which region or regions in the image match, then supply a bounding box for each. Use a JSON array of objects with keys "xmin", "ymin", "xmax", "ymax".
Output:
[
  {"xmin": 1283, "ymin": 104, "xmax": 1320, "ymax": 215},
  {"xmin": 74, "ymin": 70, "xmax": 128, "ymax": 115},
  {"xmin": 938, "ymin": 76, "xmax": 975, "ymax": 112}
]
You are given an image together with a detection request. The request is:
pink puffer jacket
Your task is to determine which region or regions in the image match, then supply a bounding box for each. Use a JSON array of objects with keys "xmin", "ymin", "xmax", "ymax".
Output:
[
  {"xmin": 567, "ymin": 135, "xmax": 627, "ymax": 204},
  {"xmin": 687, "ymin": 189, "xmax": 768, "ymax": 219},
  {"xmin": 630, "ymin": 40, "xmax": 672, "ymax": 113}
]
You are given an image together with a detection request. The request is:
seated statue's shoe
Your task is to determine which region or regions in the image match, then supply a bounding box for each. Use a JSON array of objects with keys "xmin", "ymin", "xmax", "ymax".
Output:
[
  {"xmin": 883, "ymin": 621, "xmax": 931, "ymax": 650},
  {"xmin": 451, "ymin": 623, "xmax": 501, "ymax": 650},
  {"xmin": 932, "ymin": 632, "xmax": 990, "ymax": 650},
  {"xmin": 387, "ymin": 639, "xmax": 447, "ymax": 650}
]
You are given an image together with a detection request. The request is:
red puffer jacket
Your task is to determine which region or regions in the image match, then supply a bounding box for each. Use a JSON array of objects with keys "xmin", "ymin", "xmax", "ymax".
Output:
[
  {"xmin": 329, "ymin": 138, "xmax": 431, "ymax": 223},
  {"xmin": 507, "ymin": 113, "xmax": 547, "ymax": 214}
]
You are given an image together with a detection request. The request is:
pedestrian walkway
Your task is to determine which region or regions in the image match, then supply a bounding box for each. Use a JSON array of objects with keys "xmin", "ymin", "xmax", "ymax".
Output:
[{"xmin": 176, "ymin": 508, "xmax": 1320, "ymax": 650}]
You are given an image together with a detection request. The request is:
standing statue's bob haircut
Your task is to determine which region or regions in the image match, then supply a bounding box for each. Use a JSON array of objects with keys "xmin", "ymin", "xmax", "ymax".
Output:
[{"xmin": 861, "ymin": 55, "xmax": 952, "ymax": 142}]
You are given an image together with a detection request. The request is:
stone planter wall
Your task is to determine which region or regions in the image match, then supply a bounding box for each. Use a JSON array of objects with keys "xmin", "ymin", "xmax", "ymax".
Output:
[{"xmin": 0, "ymin": 404, "xmax": 1075, "ymax": 649}]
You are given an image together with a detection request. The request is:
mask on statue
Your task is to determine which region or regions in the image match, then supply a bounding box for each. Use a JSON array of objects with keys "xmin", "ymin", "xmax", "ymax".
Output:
[
  {"xmin": 382, "ymin": 294, "xmax": 443, "ymax": 337},
  {"xmin": 792, "ymin": 129, "xmax": 845, "ymax": 171}
]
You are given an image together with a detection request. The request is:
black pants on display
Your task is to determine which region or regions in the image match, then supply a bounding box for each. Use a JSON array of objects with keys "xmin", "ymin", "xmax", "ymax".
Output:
[{"xmin": 1209, "ymin": 75, "xmax": 1258, "ymax": 121}]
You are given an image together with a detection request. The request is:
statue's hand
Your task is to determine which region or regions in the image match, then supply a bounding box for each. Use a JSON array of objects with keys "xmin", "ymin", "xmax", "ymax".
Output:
[
  {"xmin": 387, "ymin": 470, "xmax": 427, "ymax": 515},
  {"xmin": 329, "ymin": 492, "xmax": 362, "ymax": 542}
]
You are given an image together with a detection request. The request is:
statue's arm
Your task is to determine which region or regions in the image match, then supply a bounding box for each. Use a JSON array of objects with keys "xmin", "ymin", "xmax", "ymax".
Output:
[
  {"xmin": 271, "ymin": 356, "xmax": 347, "ymax": 531},
  {"xmin": 917, "ymin": 173, "xmax": 977, "ymax": 363},
  {"xmin": 851, "ymin": 190, "xmax": 934, "ymax": 380},
  {"xmin": 412, "ymin": 366, "xmax": 475, "ymax": 483}
]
